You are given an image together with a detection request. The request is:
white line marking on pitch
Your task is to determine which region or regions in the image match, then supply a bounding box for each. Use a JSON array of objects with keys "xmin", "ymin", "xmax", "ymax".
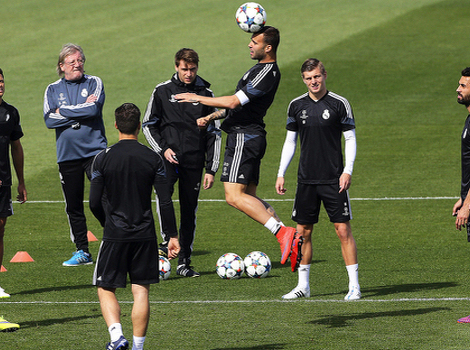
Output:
[{"xmin": 2, "ymin": 297, "xmax": 470, "ymax": 305}]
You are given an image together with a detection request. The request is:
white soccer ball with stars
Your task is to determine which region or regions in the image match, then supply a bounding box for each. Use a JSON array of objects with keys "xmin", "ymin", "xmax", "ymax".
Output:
[
  {"xmin": 216, "ymin": 253, "xmax": 245, "ymax": 279},
  {"xmin": 235, "ymin": 2, "xmax": 267, "ymax": 33},
  {"xmin": 244, "ymin": 251, "xmax": 271, "ymax": 278},
  {"xmin": 159, "ymin": 256, "xmax": 171, "ymax": 281}
]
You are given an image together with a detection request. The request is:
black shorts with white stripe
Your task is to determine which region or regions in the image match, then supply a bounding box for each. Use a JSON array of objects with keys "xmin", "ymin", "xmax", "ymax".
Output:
[{"xmin": 220, "ymin": 132, "xmax": 266, "ymax": 185}]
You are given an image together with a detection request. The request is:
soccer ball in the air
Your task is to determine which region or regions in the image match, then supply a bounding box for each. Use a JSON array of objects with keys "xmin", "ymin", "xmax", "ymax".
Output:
[
  {"xmin": 216, "ymin": 253, "xmax": 245, "ymax": 279},
  {"xmin": 235, "ymin": 2, "xmax": 266, "ymax": 33},
  {"xmin": 244, "ymin": 251, "xmax": 271, "ymax": 278},
  {"xmin": 159, "ymin": 256, "xmax": 171, "ymax": 280}
]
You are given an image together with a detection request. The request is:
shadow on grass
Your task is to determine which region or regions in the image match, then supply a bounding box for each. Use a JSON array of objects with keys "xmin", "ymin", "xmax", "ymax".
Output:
[
  {"xmin": 192, "ymin": 250, "xmax": 211, "ymax": 257},
  {"xmin": 318, "ymin": 282, "xmax": 458, "ymax": 298},
  {"xmin": 211, "ymin": 344, "xmax": 285, "ymax": 350},
  {"xmin": 13, "ymin": 284, "xmax": 95, "ymax": 296},
  {"xmin": 308, "ymin": 307, "xmax": 450, "ymax": 328},
  {"xmin": 362, "ymin": 282, "xmax": 459, "ymax": 297},
  {"xmin": 19, "ymin": 313, "xmax": 102, "ymax": 329}
]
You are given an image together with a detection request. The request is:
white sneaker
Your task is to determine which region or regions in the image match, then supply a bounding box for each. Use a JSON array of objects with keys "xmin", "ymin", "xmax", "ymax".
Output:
[
  {"xmin": 344, "ymin": 286, "xmax": 361, "ymax": 300},
  {"xmin": 282, "ymin": 286, "xmax": 310, "ymax": 299},
  {"xmin": 0, "ymin": 287, "xmax": 10, "ymax": 298}
]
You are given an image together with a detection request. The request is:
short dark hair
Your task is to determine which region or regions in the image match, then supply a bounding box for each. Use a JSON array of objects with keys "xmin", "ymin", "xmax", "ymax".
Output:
[
  {"xmin": 253, "ymin": 26, "xmax": 280, "ymax": 53},
  {"xmin": 115, "ymin": 103, "xmax": 141, "ymax": 134},
  {"xmin": 462, "ymin": 67, "xmax": 470, "ymax": 77},
  {"xmin": 175, "ymin": 48, "xmax": 199, "ymax": 67},
  {"xmin": 0, "ymin": 68, "xmax": 3, "ymax": 77},
  {"xmin": 301, "ymin": 58, "xmax": 326, "ymax": 75}
]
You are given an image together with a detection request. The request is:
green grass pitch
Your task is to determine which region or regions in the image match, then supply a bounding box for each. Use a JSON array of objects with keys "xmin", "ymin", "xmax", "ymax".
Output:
[{"xmin": 2, "ymin": 0, "xmax": 470, "ymax": 348}]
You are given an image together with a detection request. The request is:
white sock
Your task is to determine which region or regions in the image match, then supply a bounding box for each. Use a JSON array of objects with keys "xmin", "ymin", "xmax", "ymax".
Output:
[
  {"xmin": 264, "ymin": 217, "xmax": 282, "ymax": 235},
  {"xmin": 297, "ymin": 264, "xmax": 310, "ymax": 290},
  {"xmin": 132, "ymin": 335, "xmax": 146, "ymax": 350},
  {"xmin": 109, "ymin": 323, "xmax": 123, "ymax": 342},
  {"xmin": 346, "ymin": 263, "xmax": 359, "ymax": 290}
]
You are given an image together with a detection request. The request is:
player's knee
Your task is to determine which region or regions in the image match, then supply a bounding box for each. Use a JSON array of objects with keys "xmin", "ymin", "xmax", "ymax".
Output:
[
  {"xmin": 224, "ymin": 193, "xmax": 238, "ymax": 208},
  {"xmin": 335, "ymin": 224, "xmax": 352, "ymax": 241},
  {"xmin": 337, "ymin": 232, "xmax": 351, "ymax": 244}
]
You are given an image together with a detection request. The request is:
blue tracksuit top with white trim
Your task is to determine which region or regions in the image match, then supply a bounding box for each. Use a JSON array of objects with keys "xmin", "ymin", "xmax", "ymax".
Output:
[{"xmin": 43, "ymin": 74, "xmax": 107, "ymax": 163}]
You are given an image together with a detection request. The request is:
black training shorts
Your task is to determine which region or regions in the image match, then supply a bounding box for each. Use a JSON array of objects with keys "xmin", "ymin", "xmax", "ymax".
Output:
[
  {"xmin": 93, "ymin": 239, "xmax": 159, "ymax": 288},
  {"xmin": 220, "ymin": 132, "xmax": 266, "ymax": 185},
  {"xmin": 292, "ymin": 182, "xmax": 352, "ymax": 225}
]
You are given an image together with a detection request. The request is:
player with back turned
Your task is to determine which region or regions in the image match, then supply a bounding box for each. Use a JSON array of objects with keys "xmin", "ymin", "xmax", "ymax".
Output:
[
  {"xmin": 90, "ymin": 103, "xmax": 180, "ymax": 350},
  {"xmin": 175, "ymin": 26, "xmax": 303, "ymax": 272}
]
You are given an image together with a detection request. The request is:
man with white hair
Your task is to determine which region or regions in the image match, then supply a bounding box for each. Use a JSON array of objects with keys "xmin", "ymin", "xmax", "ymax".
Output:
[{"xmin": 44, "ymin": 43, "xmax": 107, "ymax": 266}]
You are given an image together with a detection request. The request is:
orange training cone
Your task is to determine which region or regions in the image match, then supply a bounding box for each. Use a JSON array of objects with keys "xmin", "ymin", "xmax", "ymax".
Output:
[
  {"xmin": 10, "ymin": 251, "xmax": 34, "ymax": 263},
  {"xmin": 0, "ymin": 265, "xmax": 7, "ymax": 272},
  {"xmin": 87, "ymin": 231, "xmax": 98, "ymax": 242}
]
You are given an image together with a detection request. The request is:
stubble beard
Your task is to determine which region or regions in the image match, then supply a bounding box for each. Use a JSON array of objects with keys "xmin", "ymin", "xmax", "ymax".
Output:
[{"xmin": 458, "ymin": 93, "xmax": 470, "ymax": 107}]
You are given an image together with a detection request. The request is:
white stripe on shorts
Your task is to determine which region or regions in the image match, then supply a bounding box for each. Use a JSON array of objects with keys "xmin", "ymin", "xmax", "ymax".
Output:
[{"xmin": 229, "ymin": 133, "xmax": 245, "ymax": 183}]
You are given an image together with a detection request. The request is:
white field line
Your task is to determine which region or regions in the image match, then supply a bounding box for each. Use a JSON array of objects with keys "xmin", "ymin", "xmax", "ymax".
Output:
[
  {"xmin": 2, "ymin": 297, "xmax": 470, "ymax": 305},
  {"xmin": 16, "ymin": 196, "xmax": 460, "ymax": 204}
]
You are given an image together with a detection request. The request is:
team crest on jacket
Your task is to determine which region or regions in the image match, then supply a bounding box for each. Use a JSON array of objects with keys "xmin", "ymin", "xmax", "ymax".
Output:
[
  {"xmin": 322, "ymin": 109, "xmax": 330, "ymax": 120},
  {"xmin": 81, "ymin": 89, "xmax": 88, "ymax": 98}
]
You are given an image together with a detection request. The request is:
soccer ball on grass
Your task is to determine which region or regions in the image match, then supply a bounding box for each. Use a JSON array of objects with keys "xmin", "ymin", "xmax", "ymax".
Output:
[
  {"xmin": 159, "ymin": 256, "xmax": 171, "ymax": 281},
  {"xmin": 235, "ymin": 2, "xmax": 267, "ymax": 33},
  {"xmin": 216, "ymin": 253, "xmax": 245, "ymax": 279},
  {"xmin": 244, "ymin": 251, "xmax": 271, "ymax": 278}
]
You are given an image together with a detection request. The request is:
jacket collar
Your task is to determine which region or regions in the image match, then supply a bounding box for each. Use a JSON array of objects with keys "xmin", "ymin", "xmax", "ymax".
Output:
[{"xmin": 171, "ymin": 73, "xmax": 211, "ymax": 90}]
